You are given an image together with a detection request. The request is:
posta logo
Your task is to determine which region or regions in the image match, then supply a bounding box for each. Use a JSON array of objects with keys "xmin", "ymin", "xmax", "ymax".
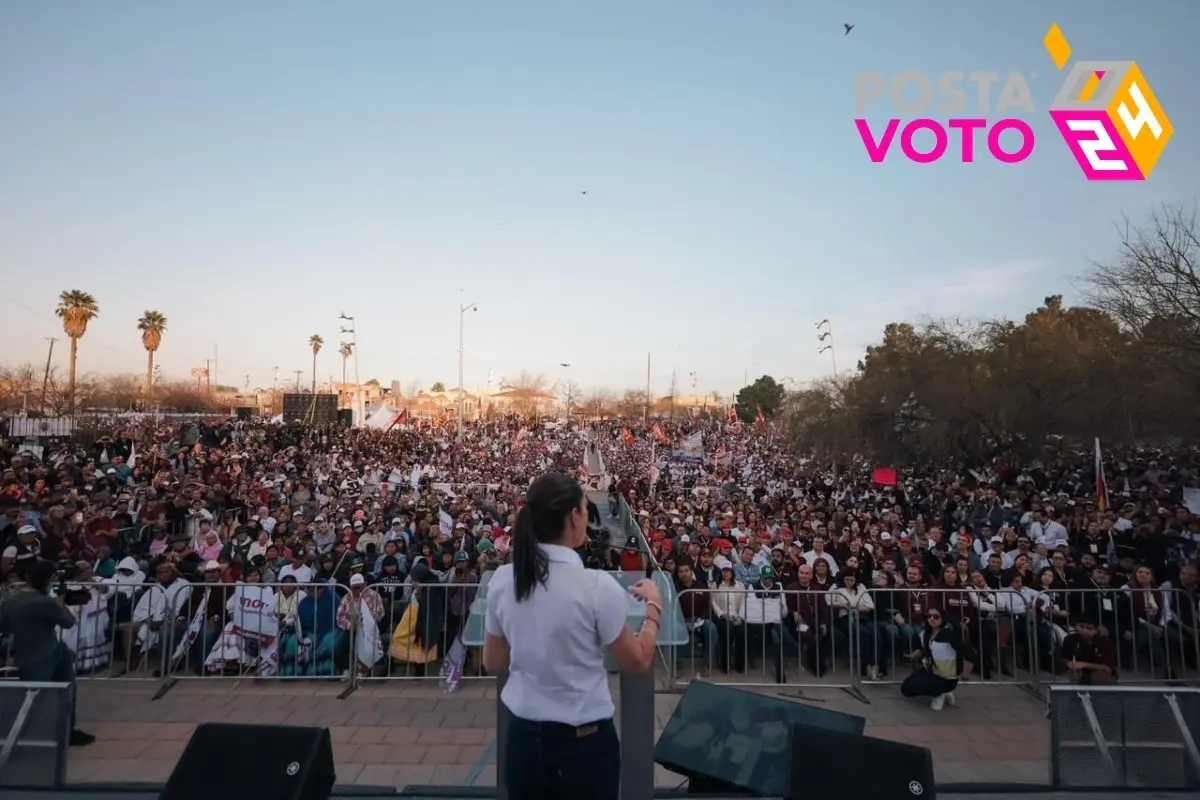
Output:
[{"xmin": 1045, "ymin": 22, "xmax": 1173, "ymax": 180}]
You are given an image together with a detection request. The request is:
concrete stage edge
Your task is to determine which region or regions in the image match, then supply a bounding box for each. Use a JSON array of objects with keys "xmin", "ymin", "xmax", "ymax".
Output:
[{"xmin": 4, "ymin": 787, "xmax": 1196, "ymax": 800}]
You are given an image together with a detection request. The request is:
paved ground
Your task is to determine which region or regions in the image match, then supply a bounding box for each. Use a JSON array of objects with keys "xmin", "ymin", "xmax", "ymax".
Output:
[{"xmin": 68, "ymin": 676, "xmax": 1053, "ymax": 790}]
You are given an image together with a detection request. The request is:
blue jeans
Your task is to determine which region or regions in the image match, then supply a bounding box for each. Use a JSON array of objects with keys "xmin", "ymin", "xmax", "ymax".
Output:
[
  {"xmin": 17, "ymin": 640, "xmax": 77, "ymax": 730},
  {"xmin": 505, "ymin": 715, "xmax": 619, "ymax": 800}
]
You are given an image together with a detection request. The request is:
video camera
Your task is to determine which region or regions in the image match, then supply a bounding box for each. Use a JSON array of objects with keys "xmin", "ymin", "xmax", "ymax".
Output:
[
  {"xmin": 56, "ymin": 560, "xmax": 94, "ymax": 606},
  {"xmin": 578, "ymin": 524, "xmax": 613, "ymax": 570}
]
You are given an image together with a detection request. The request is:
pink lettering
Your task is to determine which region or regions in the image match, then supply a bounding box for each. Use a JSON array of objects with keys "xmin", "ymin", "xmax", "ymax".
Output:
[
  {"xmin": 854, "ymin": 118, "xmax": 900, "ymax": 162},
  {"xmin": 948, "ymin": 118, "xmax": 987, "ymax": 162},
  {"xmin": 858, "ymin": 117, "xmax": 1036, "ymax": 164},
  {"xmin": 900, "ymin": 119, "xmax": 948, "ymax": 163},
  {"xmin": 988, "ymin": 119, "xmax": 1035, "ymax": 163}
]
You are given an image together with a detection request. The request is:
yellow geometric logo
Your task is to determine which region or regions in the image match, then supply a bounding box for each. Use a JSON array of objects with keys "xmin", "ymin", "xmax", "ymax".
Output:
[{"xmin": 1043, "ymin": 23, "xmax": 1173, "ymax": 180}]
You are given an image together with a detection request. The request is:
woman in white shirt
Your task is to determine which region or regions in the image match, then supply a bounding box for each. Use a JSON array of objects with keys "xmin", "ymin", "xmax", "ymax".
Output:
[
  {"xmin": 709, "ymin": 556, "xmax": 746, "ymax": 673},
  {"xmin": 483, "ymin": 472, "xmax": 663, "ymax": 800},
  {"xmin": 826, "ymin": 569, "xmax": 882, "ymax": 680},
  {"xmin": 997, "ymin": 572, "xmax": 1054, "ymax": 671}
]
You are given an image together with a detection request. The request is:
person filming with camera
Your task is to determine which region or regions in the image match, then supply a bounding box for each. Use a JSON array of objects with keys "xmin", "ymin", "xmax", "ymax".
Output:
[
  {"xmin": 0, "ymin": 559, "xmax": 96, "ymax": 746},
  {"xmin": 483, "ymin": 471, "xmax": 663, "ymax": 800}
]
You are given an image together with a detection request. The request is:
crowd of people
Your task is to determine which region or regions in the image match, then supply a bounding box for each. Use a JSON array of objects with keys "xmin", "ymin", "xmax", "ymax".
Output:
[{"xmin": 0, "ymin": 413, "xmax": 1197, "ymax": 718}]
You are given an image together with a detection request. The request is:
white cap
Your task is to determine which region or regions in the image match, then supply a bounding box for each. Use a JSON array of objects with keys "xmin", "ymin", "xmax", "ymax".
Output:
[
  {"xmin": 880, "ymin": 532, "xmax": 892, "ymax": 541},
  {"xmin": 204, "ymin": 561, "xmax": 222, "ymax": 571},
  {"xmin": 17, "ymin": 524, "xmax": 38, "ymax": 535},
  {"xmin": 349, "ymin": 574, "xmax": 365, "ymax": 586},
  {"xmin": 715, "ymin": 556, "xmax": 733, "ymax": 570},
  {"xmin": 679, "ymin": 534, "xmax": 691, "ymax": 543}
]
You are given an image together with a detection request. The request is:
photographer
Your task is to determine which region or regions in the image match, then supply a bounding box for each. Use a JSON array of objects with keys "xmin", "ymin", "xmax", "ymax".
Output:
[{"xmin": 0, "ymin": 559, "xmax": 96, "ymax": 746}]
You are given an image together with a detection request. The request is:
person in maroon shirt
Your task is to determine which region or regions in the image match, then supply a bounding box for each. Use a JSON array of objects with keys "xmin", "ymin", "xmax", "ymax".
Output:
[
  {"xmin": 676, "ymin": 563, "xmax": 717, "ymax": 666},
  {"xmin": 1058, "ymin": 620, "xmax": 1117, "ymax": 684}
]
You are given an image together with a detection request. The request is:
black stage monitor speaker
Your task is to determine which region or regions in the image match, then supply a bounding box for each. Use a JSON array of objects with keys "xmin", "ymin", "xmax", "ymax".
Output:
[
  {"xmin": 160, "ymin": 723, "xmax": 335, "ymax": 800},
  {"xmin": 236, "ymin": 407, "xmax": 253, "ymax": 421},
  {"xmin": 654, "ymin": 681, "xmax": 867, "ymax": 797},
  {"xmin": 787, "ymin": 724, "xmax": 935, "ymax": 800}
]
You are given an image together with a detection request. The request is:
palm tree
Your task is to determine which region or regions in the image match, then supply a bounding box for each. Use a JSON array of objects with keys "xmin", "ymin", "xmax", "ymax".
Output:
[
  {"xmin": 338, "ymin": 342, "xmax": 353, "ymax": 385},
  {"xmin": 54, "ymin": 290, "xmax": 99, "ymax": 411},
  {"xmin": 137, "ymin": 310, "xmax": 168, "ymax": 401},
  {"xmin": 308, "ymin": 334, "xmax": 324, "ymax": 393}
]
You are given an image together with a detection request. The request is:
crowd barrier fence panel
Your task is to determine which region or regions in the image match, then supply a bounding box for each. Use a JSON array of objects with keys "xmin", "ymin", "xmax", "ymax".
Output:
[
  {"xmin": 672, "ymin": 586, "xmax": 864, "ymax": 690},
  {"xmin": 357, "ymin": 579, "xmax": 492, "ymax": 684},
  {"xmin": 1033, "ymin": 587, "xmax": 1200, "ymax": 688}
]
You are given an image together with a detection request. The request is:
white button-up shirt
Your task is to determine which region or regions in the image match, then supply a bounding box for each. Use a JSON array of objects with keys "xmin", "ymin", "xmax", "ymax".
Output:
[{"xmin": 485, "ymin": 543, "xmax": 629, "ymax": 725}]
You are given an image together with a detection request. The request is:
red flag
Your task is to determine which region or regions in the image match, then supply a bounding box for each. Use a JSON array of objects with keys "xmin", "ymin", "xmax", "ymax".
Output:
[
  {"xmin": 622, "ymin": 429, "xmax": 636, "ymax": 446},
  {"xmin": 651, "ymin": 423, "xmax": 669, "ymax": 444},
  {"xmin": 872, "ymin": 467, "xmax": 899, "ymax": 486},
  {"xmin": 382, "ymin": 408, "xmax": 409, "ymax": 434},
  {"xmin": 725, "ymin": 404, "xmax": 737, "ymax": 424},
  {"xmin": 754, "ymin": 409, "xmax": 767, "ymax": 435}
]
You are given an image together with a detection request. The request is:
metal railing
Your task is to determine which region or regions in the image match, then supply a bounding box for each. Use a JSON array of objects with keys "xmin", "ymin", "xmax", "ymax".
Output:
[
  {"xmin": 664, "ymin": 584, "xmax": 1200, "ymax": 695},
  {"xmin": 3, "ymin": 573, "xmax": 1196, "ymax": 699}
]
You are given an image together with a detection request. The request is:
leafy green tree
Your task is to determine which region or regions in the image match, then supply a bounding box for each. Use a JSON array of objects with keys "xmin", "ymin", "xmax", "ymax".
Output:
[{"xmin": 735, "ymin": 375, "xmax": 785, "ymax": 422}]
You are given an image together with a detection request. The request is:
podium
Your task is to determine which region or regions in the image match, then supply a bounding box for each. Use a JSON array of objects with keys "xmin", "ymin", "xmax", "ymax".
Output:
[{"xmin": 462, "ymin": 569, "xmax": 689, "ymax": 800}]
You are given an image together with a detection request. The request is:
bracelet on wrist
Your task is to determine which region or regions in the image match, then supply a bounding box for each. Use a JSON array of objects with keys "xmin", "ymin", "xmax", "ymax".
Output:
[{"xmin": 645, "ymin": 600, "xmax": 663, "ymax": 615}]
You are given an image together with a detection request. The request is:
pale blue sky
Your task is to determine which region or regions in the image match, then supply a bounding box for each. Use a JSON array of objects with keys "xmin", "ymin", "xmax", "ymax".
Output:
[{"xmin": 1, "ymin": 1, "xmax": 1196, "ymax": 397}]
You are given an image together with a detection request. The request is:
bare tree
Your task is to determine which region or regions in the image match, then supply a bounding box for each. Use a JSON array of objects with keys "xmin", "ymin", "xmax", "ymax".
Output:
[
  {"xmin": 559, "ymin": 379, "xmax": 582, "ymax": 417},
  {"xmin": 580, "ymin": 388, "xmax": 615, "ymax": 420},
  {"xmin": 1084, "ymin": 202, "xmax": 1200, "ymax": 365}
]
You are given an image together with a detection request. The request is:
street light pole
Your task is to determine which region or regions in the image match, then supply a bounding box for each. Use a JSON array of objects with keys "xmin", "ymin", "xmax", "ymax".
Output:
[{"xmin": 457, "ymin": 300, "xmax": 478, "ymax": 441}]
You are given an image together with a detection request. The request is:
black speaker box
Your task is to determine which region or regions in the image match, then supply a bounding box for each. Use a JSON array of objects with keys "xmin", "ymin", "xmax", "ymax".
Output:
[
  {"xmin": 787, "ymin": 724, "xmax": 935, "ymax": 800},
  {"xmin": 281, "ymin": 393, "xmax": 338, "ymax": 424},
  {"xmin": 236, "ymin": 407, "xmax": 253, "ymax": 421},
  {"xmin": 337, "ymin": 408, "xmax": 354, "ymax": 426},
  {"xmin": 160, "ymin": 723, "xmax": 335, "ymax": 800},
  {"xmin": 654, "ymin": 681, "xmax": 866, "ymax": 797}
]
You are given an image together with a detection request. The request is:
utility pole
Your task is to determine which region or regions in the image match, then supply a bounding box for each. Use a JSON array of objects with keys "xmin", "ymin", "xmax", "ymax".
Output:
[
  {"xmin": 669, "ymin": 370, "xmax": 678, "ymax": 420},
  {"xmin": 457, "ymin": 299, "xmax": 478, "ymax": 441},
  {"xmin": 293, "ymin": 370, "xmax": 303, "ymax": 391},
  {"xmin": 40, "ymin": 337, "xmax": 57, "ymax": 414},
  {"xmin": 644, "ymin": 352, "xmax": 651, "ymax": 421},
  {"xmin": 205, "ymin": 360, "xmax": 212, "ymax": 393}
]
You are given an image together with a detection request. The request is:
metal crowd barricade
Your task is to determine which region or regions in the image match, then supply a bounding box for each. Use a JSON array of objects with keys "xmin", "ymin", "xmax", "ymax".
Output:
[
  {"xmin": 671, "ymin": 587, "xmax": 862, "ymax": 692},
  {"xmin": 1040, "ymin": 586, "xmax": 1200, "ymax": 687},
  {"xmin": 356, "ymin": 576, "xmax": 490, "ymax": 684},
  {"xmin": 667, "ymin": 585, "xmax": 1048, "ymax": 697}
]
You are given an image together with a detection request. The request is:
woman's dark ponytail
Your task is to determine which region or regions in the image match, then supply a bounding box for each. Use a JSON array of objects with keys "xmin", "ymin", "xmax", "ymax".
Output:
[{"xmin": 513, "ymin": 505, "xmax": 549, "ymax": 602}]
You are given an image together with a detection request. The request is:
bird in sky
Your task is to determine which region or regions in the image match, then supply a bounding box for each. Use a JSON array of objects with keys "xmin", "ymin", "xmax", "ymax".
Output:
[
  {"xmin": 580, "ymin": 190, "xmax": 588, "ymax": 195},
  {"xmin": 844, "ymin": 23, "xmax": 855, "ymax": 36}
]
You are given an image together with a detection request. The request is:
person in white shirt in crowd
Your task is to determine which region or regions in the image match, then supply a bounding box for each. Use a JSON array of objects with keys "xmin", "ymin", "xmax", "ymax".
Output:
[
  {"xmin": 1026, "ymin": 508, "xmax": 1068, "ymax": 546},
  {"xmin": 709, "ymin": 556, "xmax": 746, "ymax": 673},
  {"xmin": 803, "ymin": 535, "xmax": 840, "ymax": 577},
  {"xmin": 483, "ymin": 472, "xmax": 663, "ymax": 800},
  {"xmin": 996, "ymin": 571, "xmax": 1055, "ymax": 671},
  {"xmin": 827, "ymin": 568, "xmax": 881, "ymax": 679},
  {"xmin": 974, "ymin": 533, "xmax": 1015, "ymax": 571},
  {"xmin": 278, "ymin": 549, "xmax": 315, "ymax": 583},
  {"xmin": 128, "ymin": 563, "xmax": 192, "ymax": 667}
]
